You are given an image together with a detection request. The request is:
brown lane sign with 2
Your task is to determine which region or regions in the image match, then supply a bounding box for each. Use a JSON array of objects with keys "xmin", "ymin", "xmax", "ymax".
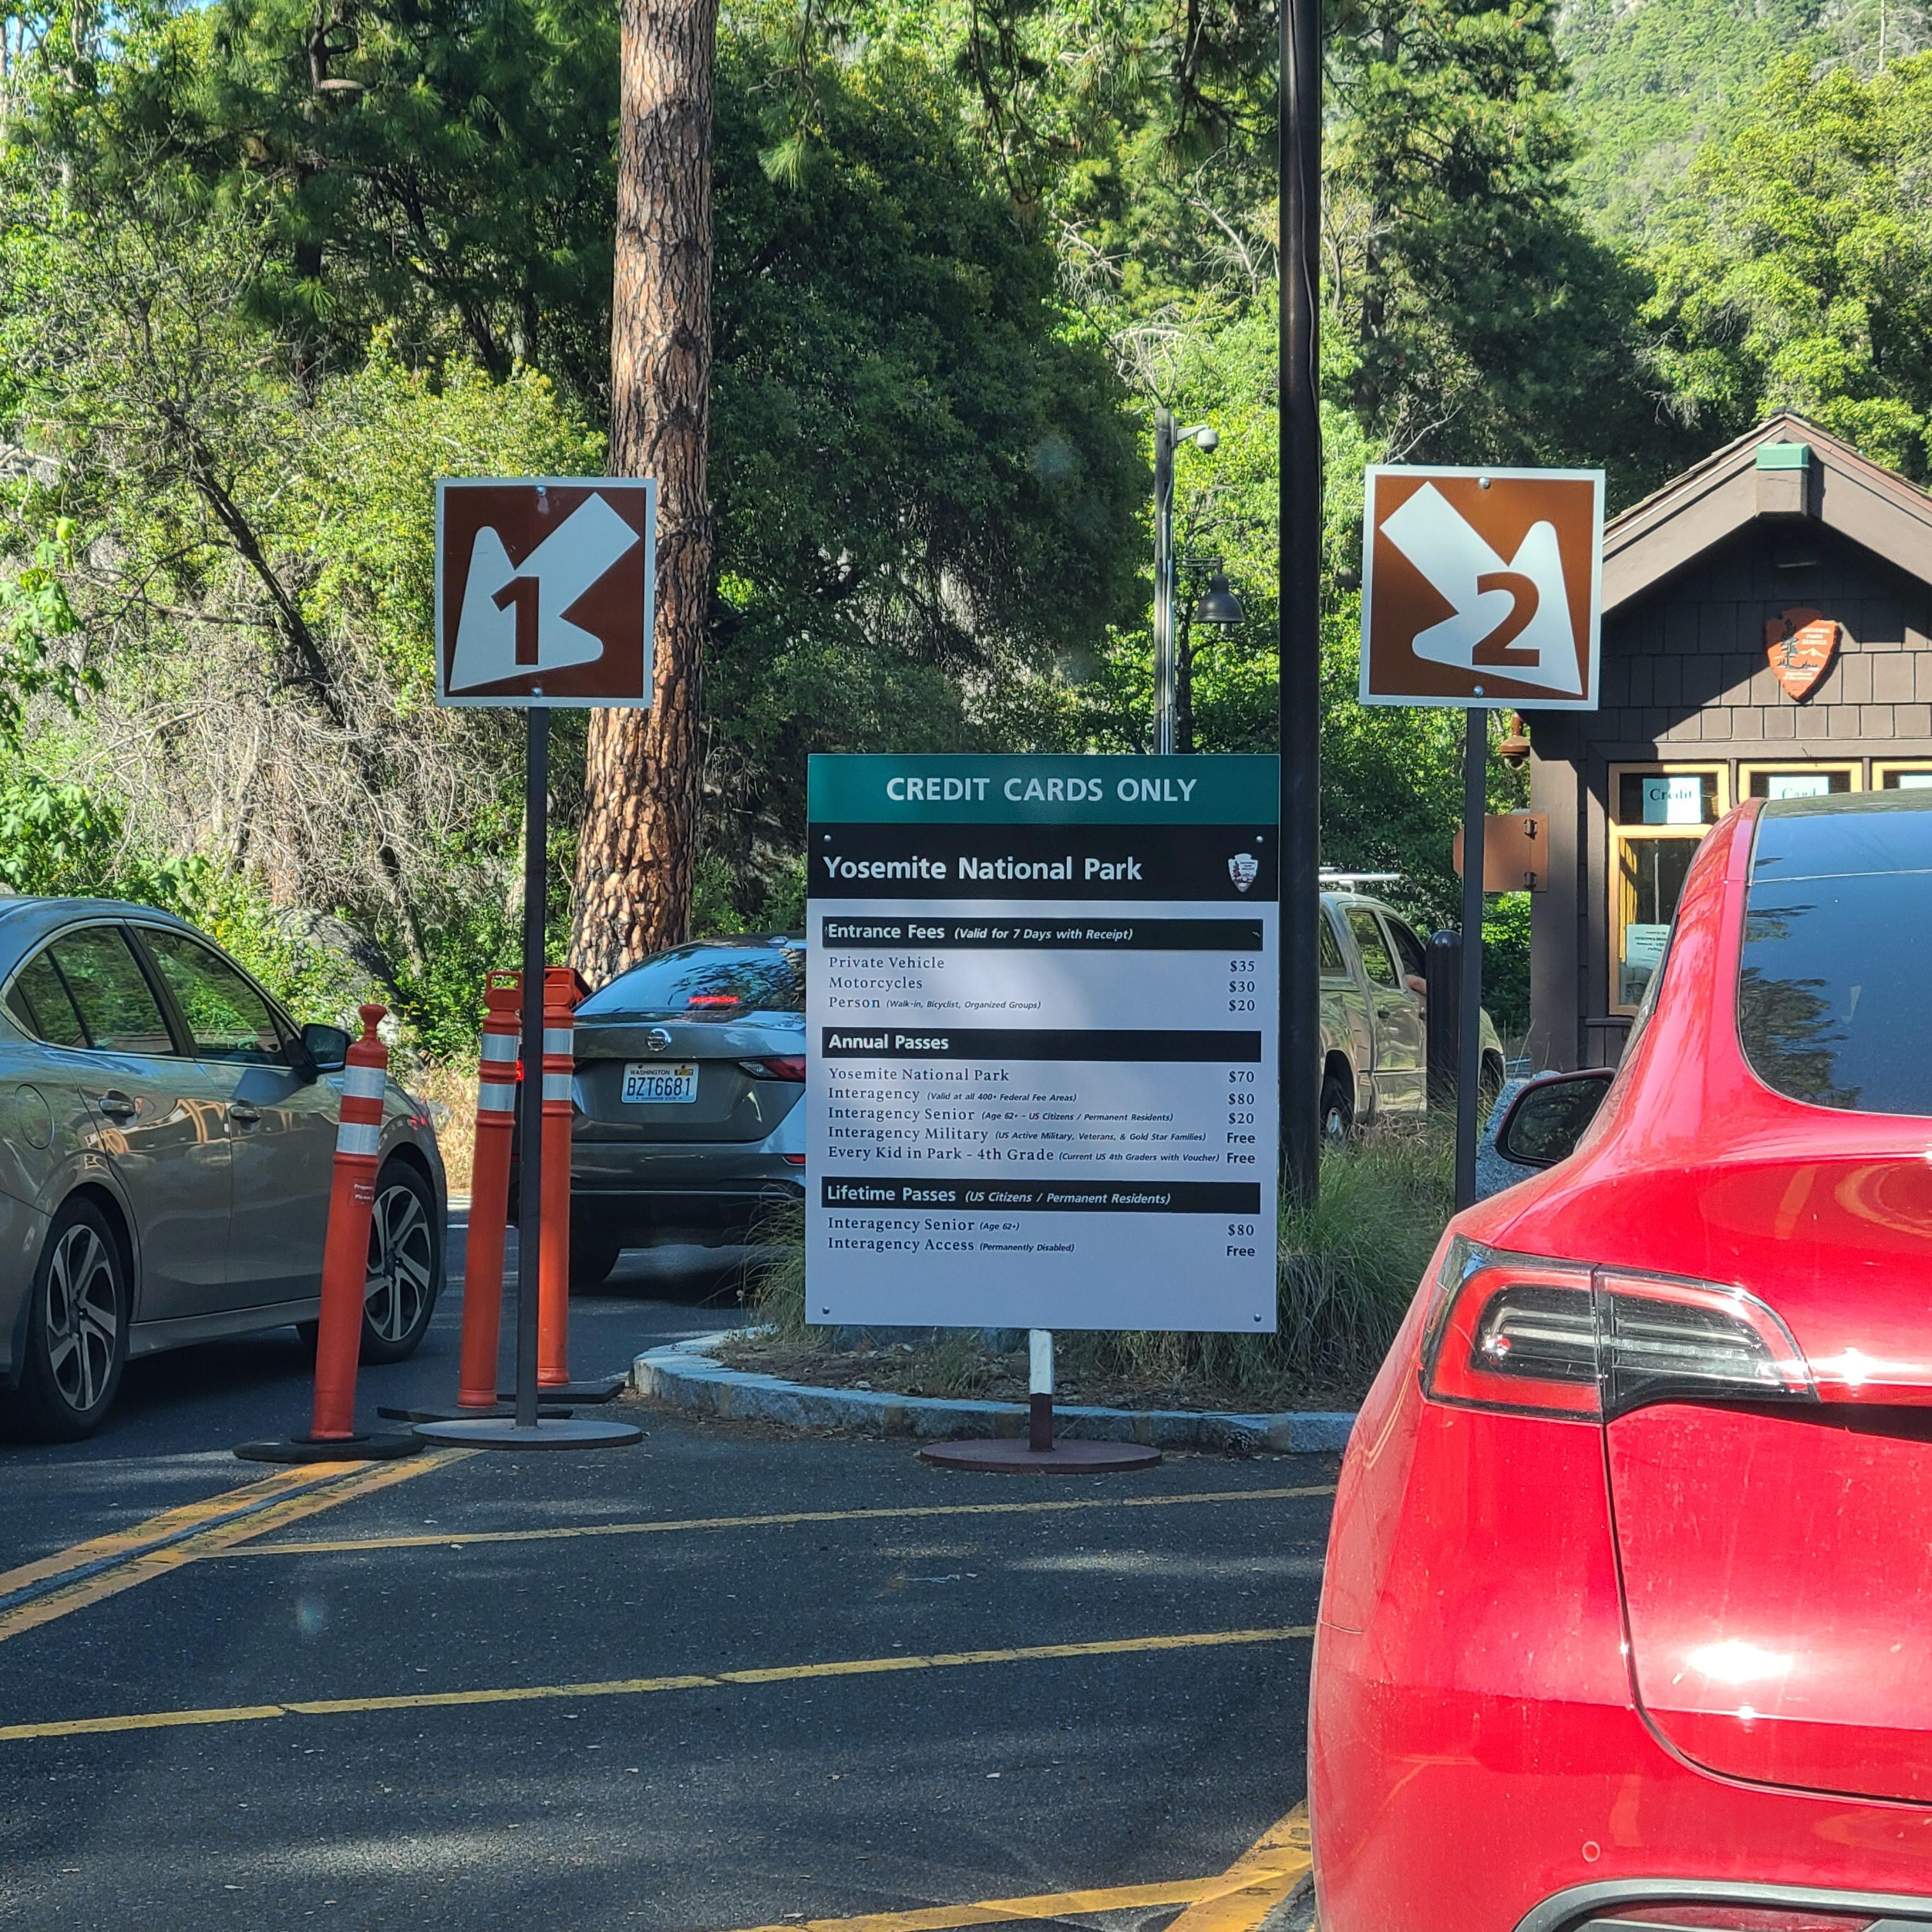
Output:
[
  {"xmin": 435, "ymin": 478, "xmax": 657, "ymax": 707},
  {"xmin": 1360, "ymin": 466, "xmax": 1604, "ymax": 711}
]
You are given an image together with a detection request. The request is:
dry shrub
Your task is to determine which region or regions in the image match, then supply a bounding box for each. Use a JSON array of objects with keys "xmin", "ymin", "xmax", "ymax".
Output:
[{"xmin": 404, "ymin": 1061, "xmax": 479, "ymax": 1193}]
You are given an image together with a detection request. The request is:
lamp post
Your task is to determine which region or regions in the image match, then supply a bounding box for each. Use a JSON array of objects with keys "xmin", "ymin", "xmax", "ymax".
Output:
[
  {"xmin": 1173, "ymin": 562, "xmax": 1246, "ymax": 753},
  {"xmin": 1153, "ymin": 409, "xmax": 1219, "ymax": 753}
]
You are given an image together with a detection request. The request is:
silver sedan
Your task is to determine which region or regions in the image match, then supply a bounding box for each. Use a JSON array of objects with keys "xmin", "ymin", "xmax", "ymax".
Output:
[{"xmin": 0, "ymin": 898, "xmax": 446, "ymax": 1439}]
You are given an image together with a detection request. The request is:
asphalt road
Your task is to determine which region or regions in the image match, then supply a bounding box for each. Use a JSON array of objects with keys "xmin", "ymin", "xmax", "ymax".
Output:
[{"xmin": 0, "ymin": 1220, "xmax": 1331, "ymax": 1932}]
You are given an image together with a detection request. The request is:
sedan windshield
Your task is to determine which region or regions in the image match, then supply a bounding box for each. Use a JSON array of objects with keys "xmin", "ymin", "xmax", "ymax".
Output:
[
  {"xmin": 1738, "ymin": 795, "xmax": 1932, "ymax": 1117},
  {"xmin": 579, "ymin": 943, "xmax": 805, "ymax": 1016}
]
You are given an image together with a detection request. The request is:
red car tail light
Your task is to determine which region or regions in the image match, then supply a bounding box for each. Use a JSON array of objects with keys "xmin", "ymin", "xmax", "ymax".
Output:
[
  {"xmin": 739, "ymin": 1056, "xmax": 806, "ymax": 1082},
  {"xmin": 1421, "ymin": 1239, "xmax": 1816, "ymax": 1419},
  {"xmin": 1422, "ymin": 1244, "xmax": 1598, "ymax": 1416}
]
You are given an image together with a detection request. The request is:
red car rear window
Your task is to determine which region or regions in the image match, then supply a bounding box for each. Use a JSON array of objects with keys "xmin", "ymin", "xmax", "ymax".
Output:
[{"xmin": 1738, "ymin": 795, "xmax": 1932, "ymax": 1117}]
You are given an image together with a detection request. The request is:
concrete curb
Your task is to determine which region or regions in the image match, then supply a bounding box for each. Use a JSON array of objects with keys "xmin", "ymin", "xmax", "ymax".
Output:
[{"xmin": 631, "ymin": 1333, "xmax": 1356, "ymax": 1454}]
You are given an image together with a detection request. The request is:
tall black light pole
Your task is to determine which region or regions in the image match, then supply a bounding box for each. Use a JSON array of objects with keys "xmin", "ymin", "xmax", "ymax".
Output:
[{"xmin": 1280, "ymin": 0, "xmax": 1322, "ymax": 1206}]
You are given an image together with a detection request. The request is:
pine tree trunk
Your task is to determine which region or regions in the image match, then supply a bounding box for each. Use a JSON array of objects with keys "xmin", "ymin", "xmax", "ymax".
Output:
[{"xmin": 571, "ymin": 0, "xmax": 717, "ymax": 983}]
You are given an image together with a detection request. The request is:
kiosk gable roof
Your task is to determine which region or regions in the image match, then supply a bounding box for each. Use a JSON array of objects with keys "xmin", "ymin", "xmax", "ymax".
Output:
[{"xmin": 1604, "ymin": 412, "xmax": 1932, "ymax": 615}]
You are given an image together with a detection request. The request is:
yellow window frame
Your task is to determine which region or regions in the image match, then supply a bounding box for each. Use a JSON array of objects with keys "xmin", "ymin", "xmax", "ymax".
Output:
[
  {"xmin": 1874, "ymin": 760, "xmax": 1932, "ymax": 791},
  {"xmin": 1738, "ymin": 760, "xmax": 1863, "ymax": 802},
  {"xmin": 1606, "ymin": 763, "xmax": 1731, "ymax": 1016}
]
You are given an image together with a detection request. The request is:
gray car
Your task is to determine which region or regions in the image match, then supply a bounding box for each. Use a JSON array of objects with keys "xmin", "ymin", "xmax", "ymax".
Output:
[
  {"xmin": 564, "ymin": 936, "xmax": 806, "ymax": 1286},
  {"xmin": 0, "ymin": 898, "xmax": 446, "ymax": 1439}
]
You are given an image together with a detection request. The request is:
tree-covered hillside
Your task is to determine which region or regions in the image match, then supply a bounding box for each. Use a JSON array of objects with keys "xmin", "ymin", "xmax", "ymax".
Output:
[{"xmin": 1561, "ymin": 0, "xmax": 1929, "ymax": 230}]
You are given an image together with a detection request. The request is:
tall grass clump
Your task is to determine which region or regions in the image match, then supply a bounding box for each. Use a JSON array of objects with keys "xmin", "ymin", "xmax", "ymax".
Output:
[{"xmin": 740, "ymin": 1122, "xmax": 1454, "ymax": 1404}]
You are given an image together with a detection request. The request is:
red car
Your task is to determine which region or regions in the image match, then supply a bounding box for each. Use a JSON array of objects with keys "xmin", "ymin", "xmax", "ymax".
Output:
[{"xmin": 1310, "ymin": 788, "xmax": 1932, "ymax": 1932}]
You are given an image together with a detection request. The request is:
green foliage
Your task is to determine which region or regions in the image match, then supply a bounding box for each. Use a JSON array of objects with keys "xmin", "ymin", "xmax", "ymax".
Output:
[
  {"xmin": 702, "ymin": 41, "xmax": 1144, "ymax": 889},
  {"xmin": 1560, "ymin": 0, "xmax": 1837, "ymax": 232},
  {"xmin": 1643, "ymin": 53, "xmax": 1932, "ymax": 476},
  {"xmin": 0, "ymin": 521, "xmax": 93, "ymax": 748},
  {"xmin": 0, "ymin": 764, "xmax": 375, "ymax": 1032},
  {"xmin": 1561, "ymin": 0, "xmax": 1928, "ymax": 234}
]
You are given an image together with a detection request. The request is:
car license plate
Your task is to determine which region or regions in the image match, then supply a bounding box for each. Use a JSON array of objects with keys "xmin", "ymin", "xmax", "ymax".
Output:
[{"xmin": 622, "ymin": 1062, "xmax": 699, "ymax": 1105}]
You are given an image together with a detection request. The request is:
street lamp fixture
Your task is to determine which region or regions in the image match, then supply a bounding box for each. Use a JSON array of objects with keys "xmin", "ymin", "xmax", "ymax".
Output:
[
  {"xmin": 1153, "ymin": 410, "xmax": 1221, "ymax": 754},
  {"xmin": 1192, "ymin": 570, "xmax": 1245, "ymax": 628}
]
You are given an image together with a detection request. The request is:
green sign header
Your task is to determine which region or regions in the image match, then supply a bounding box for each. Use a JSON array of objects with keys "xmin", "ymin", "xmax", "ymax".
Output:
[{"xmin": 808, "ymin": 755, "xmax": 1280, "ymax": 825}]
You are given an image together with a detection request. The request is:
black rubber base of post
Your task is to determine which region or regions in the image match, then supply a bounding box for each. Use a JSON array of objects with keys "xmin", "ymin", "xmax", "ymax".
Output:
[
  {"xmin": 410, "ymin": 1416, "xmax": 642, "ymax": 1450},
  {"xmin": 234, "ymin": 1431, "xmax": 422, "ymax": 1464},
  {"xmin": 917, "ymin": 1439, "xmax": 1161, "ymax": 1474},
  {"xmin": 376, "ymin": 1403, "xmax": 574, "ymax": 1423},
  {"xmin": 499, "ymin": 1378, "xmax": 627, "ymax": 1405}
]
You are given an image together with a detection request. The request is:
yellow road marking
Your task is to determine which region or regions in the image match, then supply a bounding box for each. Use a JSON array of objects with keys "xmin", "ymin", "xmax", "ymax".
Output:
[
  {"xmin": 1163, "ymin": 1801, "xmax": 1311, "ymax": 1932},
  {"xmin": 713, "ymin": 1802, "xmax": 1314, "ymax": 1932},
  {"xmin": 0, "ymin": 1623, "xmax": 1314, "ymax": 1744},
  {"xmin": 0, "ymin": 1452, "xmax": 467, "ymax": 1647},
  {"xmin": 221, "ymin": 1483, "xmax": 1338, "ymax": 1560},
  {"xmin": 724, "ymin": 1875, "xmax": 1246, "ymax": 1932},
  {"xmin": 0, "ymin": 1465, "xmax": 328, "ymax": 1597}
]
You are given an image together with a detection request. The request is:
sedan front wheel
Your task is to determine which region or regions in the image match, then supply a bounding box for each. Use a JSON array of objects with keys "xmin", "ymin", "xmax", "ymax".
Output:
[{"xmin": 360, "ymin": 1163, "xmax": 442, "ymax": 1365}]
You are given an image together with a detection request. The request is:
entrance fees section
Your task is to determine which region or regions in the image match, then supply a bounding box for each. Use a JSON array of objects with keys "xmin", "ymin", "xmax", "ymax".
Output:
[{"xmin": 805, "ymin": 755, "xmax": 1280, "ymax": 1335}]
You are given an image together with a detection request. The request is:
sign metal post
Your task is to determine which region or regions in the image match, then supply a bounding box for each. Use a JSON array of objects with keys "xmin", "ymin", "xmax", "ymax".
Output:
[
  {"xmin": 415, "ymin": 477, "xmax": 659, "ymax": 1452},
  {"xmin": 1360, "ymin": 466, "xmax": 1605, "ymax": 1205}
]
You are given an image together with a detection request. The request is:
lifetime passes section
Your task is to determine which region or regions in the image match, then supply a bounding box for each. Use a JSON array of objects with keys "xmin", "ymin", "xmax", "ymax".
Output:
[{"xmin": 806, "ymin": 755, "xmax": 1281, "ymax": 1333}]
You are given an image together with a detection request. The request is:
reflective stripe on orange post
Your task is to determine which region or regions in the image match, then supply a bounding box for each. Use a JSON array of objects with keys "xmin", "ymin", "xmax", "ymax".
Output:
[
  {"xmin": 537, "ymin": 967, "xmax": 578, "ymax": 1390},
  {"xmin": 458, "ymin": 972, "xmax": 522, "ymax": 1410}
]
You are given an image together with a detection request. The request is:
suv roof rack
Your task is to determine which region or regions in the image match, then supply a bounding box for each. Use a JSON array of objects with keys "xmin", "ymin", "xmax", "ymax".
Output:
[{"xmin": 1319, "ymin": 870, "xmax": 1400, "ymax": 888}]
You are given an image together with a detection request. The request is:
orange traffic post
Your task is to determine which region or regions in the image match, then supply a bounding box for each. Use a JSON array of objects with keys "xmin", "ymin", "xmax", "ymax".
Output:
[
  {"xmin": 533, "ymin": 965, "xmax": 625, "ymax": 1402},
  {"xmin": 237, "ymin": 1004, "xmax": 419, "ymax": 1462},
  {"xmin": 459, "ymin": 972, "xmax": 523, "ymax": 1408},
  {"xmin": 537, "ymin": 966, "xmax": 576, "ymax": 1389}
]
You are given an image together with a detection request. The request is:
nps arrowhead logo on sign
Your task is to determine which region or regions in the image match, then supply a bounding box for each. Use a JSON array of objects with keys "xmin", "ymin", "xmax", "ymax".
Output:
[
  {"xmin": 435, "ymin": 479, "xmax": 657, "ymax": 708},
  {"xmin": 1360, "ymin": 467, "xmax": 1603, "ymax": 710}
]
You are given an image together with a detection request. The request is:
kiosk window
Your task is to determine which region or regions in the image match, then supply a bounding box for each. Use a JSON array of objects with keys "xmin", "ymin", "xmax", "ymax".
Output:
[
  {"xmin": 1609, "ymin": 765, "xmax": 1728, "ymax": 1013},
  {"xmin": 1741, "ymin": 763, "xmax": 1860, "ymax": 802}
]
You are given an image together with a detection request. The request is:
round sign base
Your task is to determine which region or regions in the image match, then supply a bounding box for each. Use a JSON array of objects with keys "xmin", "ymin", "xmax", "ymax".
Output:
[
  {"xmin": 235, "ymin": 1431, "xmax": 421, "ymax": 1465},
  {"xmin": 377, "ymin": 1402, "xmax": 574, "ymax": 1424},
  {"xmin": 918, "ymin": 1438, "xmax": 1160, "ymax": 1475},
  {"xmin": 411, "ymin": 1416, "xmax": 641, "ymax": 1451},
  {"xmin": 503, "ymin": 1377, "xmax": 628, "ymax": 1405}
]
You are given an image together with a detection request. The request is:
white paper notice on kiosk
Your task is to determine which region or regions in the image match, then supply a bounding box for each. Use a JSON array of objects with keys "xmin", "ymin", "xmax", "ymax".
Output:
[{"xmin": 805, "ymin": 755, "xmax": 1280, "ymax": 1333}]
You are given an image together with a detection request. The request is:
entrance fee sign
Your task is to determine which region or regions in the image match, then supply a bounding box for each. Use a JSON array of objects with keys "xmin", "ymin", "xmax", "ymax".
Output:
[
  {"xmin": 806, "ymin": 755, "xmax": 1280, "ymax": 1333},
  {"xmin": 1360, "ymin": 466, "xmax": 1604, "ymax": 710},
  {"xmin": 435, "ymin": 478, "xmax": 657, "ymax": 707}
]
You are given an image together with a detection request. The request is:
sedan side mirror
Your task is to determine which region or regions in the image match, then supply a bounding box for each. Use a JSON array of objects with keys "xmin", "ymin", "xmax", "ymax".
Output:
[
  {"xmin": 1494, "ymin": 1069, "xmax": 1615, "ymax": 1170},
  {"xmin": 300, "ymin": 1022, "xmax": 351, "ymax": 1073}
]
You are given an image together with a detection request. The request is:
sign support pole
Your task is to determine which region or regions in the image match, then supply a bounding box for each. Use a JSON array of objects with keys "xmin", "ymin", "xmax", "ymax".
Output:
[
  {"xmin": 412, "ymin": 703, "xmax": 640, "ymax": 1452},
  {"xmin": 1455, "ymin": 710, "xmax": 1487, "ymax": 1211},
  {"xmin": 1279, "ymin": 0, "xmax": 1323, "ymax": 1211},
  {"xmin": 514, "ymin": 707, "xmax": 549, "ymax": 1430}
]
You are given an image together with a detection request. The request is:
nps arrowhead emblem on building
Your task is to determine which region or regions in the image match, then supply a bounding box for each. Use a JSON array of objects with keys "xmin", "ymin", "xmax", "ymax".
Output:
[{"xmin": 1765, "ymin": 607, "xmax": 1840, "ymax": 702}]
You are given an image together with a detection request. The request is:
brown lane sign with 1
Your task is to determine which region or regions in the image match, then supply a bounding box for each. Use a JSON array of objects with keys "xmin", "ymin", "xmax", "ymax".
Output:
[
  {"xmin": 1359, "ymin": 466, "xmax": 1603, "ymax": 710},
  {"xmin": 424, "ymin": 475, "xmax": 651, "ymax": 1450},
  {"xmin": 435, "ymin": 478, "xmax": 657, "ymax": 707}
]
